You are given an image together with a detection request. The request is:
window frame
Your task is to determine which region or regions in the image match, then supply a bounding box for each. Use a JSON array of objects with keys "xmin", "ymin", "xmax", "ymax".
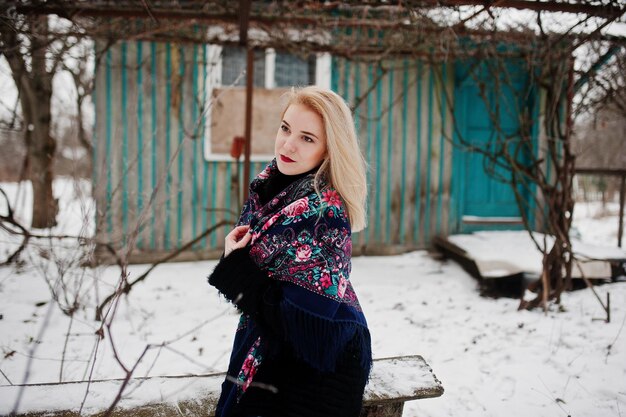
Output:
[{"xmin": 203, "ymin": 46, "xmax": 332, "ymax": 162}]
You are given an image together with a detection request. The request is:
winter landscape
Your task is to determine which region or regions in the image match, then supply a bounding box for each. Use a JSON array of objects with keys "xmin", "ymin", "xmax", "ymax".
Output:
[
  {"xmin": 1, "ymin": 3, "xmax": 625, "ymax": 417},
  {"xmin": 1, "ymin": 178, "xmax": 625, "ymax": 417}
]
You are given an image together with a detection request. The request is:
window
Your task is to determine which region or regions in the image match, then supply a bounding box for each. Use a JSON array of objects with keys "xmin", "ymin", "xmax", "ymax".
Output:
[
  {"xmin": 274, "ymin": 52, "xmax": 316, "ymax": 87},
  {"xmin": 221, "ymin": 46, "xmax": 266, "ymax": 87},
  {"xmin": 204, "ymin": 46, "xmax": 331, "ymax": 160}
]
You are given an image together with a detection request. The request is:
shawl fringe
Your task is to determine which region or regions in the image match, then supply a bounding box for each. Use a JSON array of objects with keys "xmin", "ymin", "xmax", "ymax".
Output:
[{"xmin": 279, "ymin": 296, "xmax": 372, "ymax": 375}]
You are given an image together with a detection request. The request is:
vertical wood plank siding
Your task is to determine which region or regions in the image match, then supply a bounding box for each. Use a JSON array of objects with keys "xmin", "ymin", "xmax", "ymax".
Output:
[
  {"xmin": 94, "ymin": 41, "xmax": 258, "ymax": 260},
  {"xmin": 94, "ymin": 42, "xmax": 455, "ymax": 261},
  {"xmin": 333, "ymin": 58, "xmax": 454, "ymax": 249}
]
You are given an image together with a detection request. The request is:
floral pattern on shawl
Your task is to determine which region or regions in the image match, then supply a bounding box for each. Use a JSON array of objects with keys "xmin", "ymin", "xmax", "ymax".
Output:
[
  {"xmin": 236, "ymin": 314, "xmax": 250, "ymax": 332},
  {"xmin": 238, "ymin": 160, "xmax": 362, "ymax": 310},
  {"xmin": 235, "ymin": 336, "xmax": 263, "ymax": 400}
]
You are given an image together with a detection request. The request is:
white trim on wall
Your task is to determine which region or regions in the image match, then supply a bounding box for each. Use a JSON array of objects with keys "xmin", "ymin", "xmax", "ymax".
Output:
[
  {"xmin": 315, "ymin": 52, "xmax": 332, "ymax": 90},
  {"xmin": 265, "ymin": 48, "xmax": 276, "ymax": 89},
  {"xmin": 204, "ymin": 44, "xmax": 223, "ymax": 162}
]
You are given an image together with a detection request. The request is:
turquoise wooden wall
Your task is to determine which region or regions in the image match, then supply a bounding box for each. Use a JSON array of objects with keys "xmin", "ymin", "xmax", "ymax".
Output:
[
  {"xmin": 93, "ymin": 42, "xmax": 480, "ymax": 260},
  {"xmin": 332, "ymin": 57, "xmax": 455, "ymax": 250},
  {"xmin": 93, "ymin": 41, "xmax": 270, "ymax": 260}
]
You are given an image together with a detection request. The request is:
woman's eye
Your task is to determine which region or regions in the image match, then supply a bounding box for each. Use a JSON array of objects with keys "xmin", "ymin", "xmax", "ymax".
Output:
[
  {"xmin": 303, "ymin": 136, "xmax": 313, "ymax": 143},
  {"xmin": 281, "ymin": 125, "xmax": 289, "ymax": 133}
]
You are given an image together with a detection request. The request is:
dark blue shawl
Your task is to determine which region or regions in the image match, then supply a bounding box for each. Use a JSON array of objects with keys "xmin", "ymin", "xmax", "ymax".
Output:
[{"xmin": 216, "ymin": 159, "xmax": 371, "ymax": 414}]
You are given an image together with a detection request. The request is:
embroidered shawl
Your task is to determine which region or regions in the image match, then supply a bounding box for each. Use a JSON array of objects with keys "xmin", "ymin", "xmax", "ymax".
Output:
[{"xmin": 237, "ymin": 159, "xmax": 371, "ymax": 373}]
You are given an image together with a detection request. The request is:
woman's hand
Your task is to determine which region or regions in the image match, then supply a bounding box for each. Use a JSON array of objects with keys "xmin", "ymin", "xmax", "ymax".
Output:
[{"xmin": 224, "ymin": 225, "xmax": 252, "ymax": 257}]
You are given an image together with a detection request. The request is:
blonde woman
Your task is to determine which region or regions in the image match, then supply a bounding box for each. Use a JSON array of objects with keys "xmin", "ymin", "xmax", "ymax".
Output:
[{"xmin": 209, "ymin": 86, "xmax": 370, "ymax": 417}]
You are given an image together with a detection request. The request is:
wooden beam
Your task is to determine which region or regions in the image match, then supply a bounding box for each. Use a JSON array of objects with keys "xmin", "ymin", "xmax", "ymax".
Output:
[
  {"xmin": 0, "ymin": 355, "xmax": 444, "ymax": 417},
  {"xmin": 14, "ymin": 0, "xmax": 625, "ymax": 22},
  {"xmin": 575, "ymin": 168, "xmax": 626, "ymax": 176},
  {"xmin": 12, "ymin": 1, "xmax": 626, "ymax": 55},
  {"xmin": 436, "ymin": 0, "xmax": 624, "ymax": 18},
  {"xmin": 574, "ymin": 45, "xmax": 624, "ymax": 92},
  {"xmin": 238, "ymin": 0, "xmax": 251, "ymax": 46},
  {"xmin": 243, "ymin": 47, "xmax": 254, "ymax": 203}
]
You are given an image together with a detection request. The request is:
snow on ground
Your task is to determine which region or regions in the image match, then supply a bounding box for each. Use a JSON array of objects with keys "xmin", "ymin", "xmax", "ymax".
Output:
[
  {"xmin": 572, "ymin": 201, "xmax": 624, "ymax": 248},
  {"xmin": 0, "ymin": 179, "xmax": 625, "ymax": 416},
  {"xmin": 447, "ymin": 230, "xmax": 626, "ymax": 279}
]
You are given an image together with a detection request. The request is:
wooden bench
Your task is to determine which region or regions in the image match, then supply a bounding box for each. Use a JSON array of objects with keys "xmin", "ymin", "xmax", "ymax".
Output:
[{"xmin": 2, "ymin": 355, "xmax": 443, "ymax": 417}]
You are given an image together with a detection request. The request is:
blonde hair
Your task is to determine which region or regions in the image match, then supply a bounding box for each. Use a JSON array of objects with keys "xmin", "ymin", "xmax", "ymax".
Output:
[{"xmin": 281, "ymin": 86, "xmax": 368, "ymax": 232}]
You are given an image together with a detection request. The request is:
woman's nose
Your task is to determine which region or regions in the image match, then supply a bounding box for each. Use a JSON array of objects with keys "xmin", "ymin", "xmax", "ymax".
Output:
[{"xmin": 283, "ymin": 136, "xmax": 297, "ymax": 153}]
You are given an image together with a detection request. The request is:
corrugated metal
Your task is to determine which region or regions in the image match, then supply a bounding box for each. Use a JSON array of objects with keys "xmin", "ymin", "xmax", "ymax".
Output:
[{"xmin": 332, "ymin": 57, "xmax": 455, "ymax": 250}]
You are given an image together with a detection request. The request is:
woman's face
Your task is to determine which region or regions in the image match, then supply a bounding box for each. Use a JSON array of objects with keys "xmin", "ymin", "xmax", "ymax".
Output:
[{"xmin": 275, "ymin": 103, "xmax": 327, "ymax": 176}]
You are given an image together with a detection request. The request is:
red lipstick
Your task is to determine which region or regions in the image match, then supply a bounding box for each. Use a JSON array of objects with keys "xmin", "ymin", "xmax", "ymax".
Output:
[{"xmin": 280, "ymin": 154, "xmax": 295, "ymax": 163}]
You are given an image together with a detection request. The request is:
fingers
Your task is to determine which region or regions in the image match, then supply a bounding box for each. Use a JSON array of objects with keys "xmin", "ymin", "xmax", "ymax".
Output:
[
  {"xmin": 236, "ymin": 225, "xmax": 251, "ymax": 235},
  {"xmin": 226, "ymin": 225, "xmax": 249, "ymax": 241},
  {"xmin": 234, "ymin": 225, "xmax": 250, "ymax": 236},
  {"xmin": 224, "ymin": 225, "xmax": 252, "ymax": 257},
  {"xmin": 235, "ymin": 231, "xmax": 252, "ymax": 247}
]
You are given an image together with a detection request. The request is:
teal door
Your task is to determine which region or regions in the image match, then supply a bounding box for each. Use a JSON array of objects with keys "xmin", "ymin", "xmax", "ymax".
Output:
[{"xmin": 452, "ymin": 60, "xmax": 535, "ymax": 233}]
